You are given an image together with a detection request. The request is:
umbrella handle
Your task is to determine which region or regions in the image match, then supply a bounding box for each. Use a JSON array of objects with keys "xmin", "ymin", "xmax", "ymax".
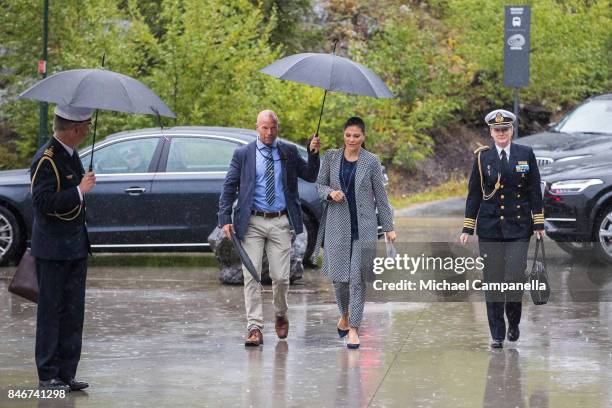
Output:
[
  {"xmin": 315, "ymin": 89, "xmax": 328, "ymax": 137},
  {"xmin": 314, "ymin": 40, "xmax": 337, "ymax": 137},
  {"xmin": 88, "ymin": 109, "xmax": 100, "ymax": 172},
  {"xmin": 87, "ymin": 53, "xmax": 106, "ymax": 173},
  {"xmin": 152, "ymin": 106, "xmax": 164, "ymax": 130}
]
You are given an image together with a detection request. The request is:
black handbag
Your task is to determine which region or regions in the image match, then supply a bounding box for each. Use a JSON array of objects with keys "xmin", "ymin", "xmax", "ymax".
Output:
[
  {"xmin": 528, "ymin": 237, "xmax": 550, "ymax": 305},
  {"xmin": 8, "ymin": 248, "xmax": 38, "ymax": 303}
]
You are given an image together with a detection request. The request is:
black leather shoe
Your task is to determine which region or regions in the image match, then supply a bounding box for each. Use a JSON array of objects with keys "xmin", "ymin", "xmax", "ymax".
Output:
[
  {"xmin": 337, "ymin": 326, "xmax": 349, "ymax": 338},
  {"xmin": 62, "ymin": 378, "xmax": 89, "ymax": 391},
  {"xmin": 507, "ymin": 326, "xmax": 520, "ymax": 342},
  {"xmin": 490, "ymin": 340, "xmax": 503, "ymax": 349},
  {"xmin": 38, "ymin": 378, "xmax": 70, "ymax": 391}
]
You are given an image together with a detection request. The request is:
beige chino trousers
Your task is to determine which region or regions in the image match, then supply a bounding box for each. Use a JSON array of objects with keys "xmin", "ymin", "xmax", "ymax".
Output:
[{"xmin": 242, "ymin": 214, "xmax": 292, "ymax": 331}]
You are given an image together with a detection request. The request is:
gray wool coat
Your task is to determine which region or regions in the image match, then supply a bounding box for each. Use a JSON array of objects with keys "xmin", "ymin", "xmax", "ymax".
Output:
[{"xmin": 314, "ymin": 148, "xmax": 394, "ymax": 283}]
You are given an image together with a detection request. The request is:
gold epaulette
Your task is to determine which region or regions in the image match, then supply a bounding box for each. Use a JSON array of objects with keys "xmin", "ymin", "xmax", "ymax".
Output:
[
  {"xmin": 463, "ymin": 218, "xmax": 476, "ymax": 229},
  {"xmin": 43, "ymin": 147, "xmax": 54, "ymax": 158},
  {"xmin": 473, "ymin": 145, "xmax": 490, "ymax": 154}
]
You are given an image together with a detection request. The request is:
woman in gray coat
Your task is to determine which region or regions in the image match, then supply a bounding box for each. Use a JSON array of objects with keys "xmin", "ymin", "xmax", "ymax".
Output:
[{"xmin": 314, "ymin": 117, "xmax": 395, "ymax": 349}]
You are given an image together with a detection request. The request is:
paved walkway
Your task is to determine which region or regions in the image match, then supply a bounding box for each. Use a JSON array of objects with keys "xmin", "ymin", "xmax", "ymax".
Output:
[{"xmin": 1, "ymin": 214, "xmax": 611, "ymax": 407}]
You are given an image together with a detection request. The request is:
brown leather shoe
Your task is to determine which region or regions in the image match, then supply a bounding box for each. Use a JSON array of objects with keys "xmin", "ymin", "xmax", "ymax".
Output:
[
  {"xmin": 275, "ymin": 315, "xmax": 289, "ymax": 339},
  {"xmin": 245, "ymin": 328, "xmax": 263, "ymax": 347}
]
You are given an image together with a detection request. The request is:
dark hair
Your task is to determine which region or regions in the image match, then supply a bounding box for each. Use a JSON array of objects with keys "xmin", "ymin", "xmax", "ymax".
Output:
[
  {"xmin": 343, "ymin": 116, "xmax": 366, "ymax": 133},
  {"xmin": 343, "ymin": 116, "xmax": 366, "ymax": 149}
]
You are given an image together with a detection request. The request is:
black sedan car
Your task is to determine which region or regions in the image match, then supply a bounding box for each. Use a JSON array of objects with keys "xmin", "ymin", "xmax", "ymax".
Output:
[
  {"xmin": 519, "ymin": 93, "xmax": 612, "ymax": 167},
  {"xmin": 0, "ymin": 126, "xmax": 330, "ymax": 265},
  {"xmin": 541, "ymin": 153, "xmax": 612, "ymax": 265}
]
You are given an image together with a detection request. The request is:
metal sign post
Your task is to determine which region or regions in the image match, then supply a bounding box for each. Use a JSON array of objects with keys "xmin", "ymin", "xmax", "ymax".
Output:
[
  {"xmin": 37, "ymin": 0, "xmax": 49, "ymax": 148},
  {"xmin": 503, "ymin": 5, "xmax": 531, "ymax": 138}
]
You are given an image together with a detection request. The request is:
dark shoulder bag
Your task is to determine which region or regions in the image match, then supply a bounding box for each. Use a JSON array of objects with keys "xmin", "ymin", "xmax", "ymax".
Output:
[
  {"xmin": 8, "ymin": 248, "xmax": 38, "ymax": 303},
  {"xmin": 528, "ymin": 237, "xmax": 550, "ymax": 305}
]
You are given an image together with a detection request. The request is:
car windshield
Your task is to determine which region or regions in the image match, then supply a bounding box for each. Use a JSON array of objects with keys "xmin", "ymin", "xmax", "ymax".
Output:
[{"xmin": 555, "ymin": 99, "xmax": 612, "ymax": 134}]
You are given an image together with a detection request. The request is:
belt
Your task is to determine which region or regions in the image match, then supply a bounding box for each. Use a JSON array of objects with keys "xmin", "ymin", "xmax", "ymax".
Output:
[{"xmin": 251, "ymin": 209, "xmax": 288, "ymax": 219}]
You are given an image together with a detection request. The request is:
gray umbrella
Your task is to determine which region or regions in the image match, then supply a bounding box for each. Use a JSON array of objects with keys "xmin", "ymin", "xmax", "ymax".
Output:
[
  {"xmin": 230, "ymin": 230, "xmax": 260, "ymax": 284},
  {"xmin": 19, "ymin": 68, "xmax": 175, "ymax": 171},
  {"xmin": 19, "ymin": 68, "xmax": 175, "ymax": 118},
  {"xmin": 260, "ymin": 48, "xmax": 394, "ymax": 135}
]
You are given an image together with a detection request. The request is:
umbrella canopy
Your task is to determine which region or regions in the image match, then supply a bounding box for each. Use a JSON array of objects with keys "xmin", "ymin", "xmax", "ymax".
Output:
[
  {"xmin": 19, "ymin": 68, "xmax": 175, "ymax": 118},
  {"xmin": 260, "ymin": 53, "xmax": 394, "ymax": 99}
]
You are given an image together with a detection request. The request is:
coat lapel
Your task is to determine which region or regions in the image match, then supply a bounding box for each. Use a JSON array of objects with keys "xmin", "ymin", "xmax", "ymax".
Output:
[
  {"xmin": 354, "ymin": 148, "xmax": 367, "ymax": 190},
  {"xmin": 247, "ymin": 142, "xmax": 257, "ymax": 183},
  {"xmin": 508, "ymin": 142, "xmax": 519, "ymax": 176},
  {"xmin": 277, "ymin": 142, "xmax": 288, "ymax": 192},
  {"xmin": 330, "ymin": 148, "xmax": 342, "ymax": 190},
  {"xmin": 483, "ymin": 145, "xmax": 499, "ymax": 181},
  {"xmin": 51, "ymin": 137, "xmax": 79, "ymax": 174}
]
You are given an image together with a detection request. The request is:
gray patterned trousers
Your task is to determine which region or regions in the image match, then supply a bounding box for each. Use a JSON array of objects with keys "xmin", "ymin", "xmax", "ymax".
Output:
[{"xmin": 333, "ymin": 279, "xmax": 366, "ymax": 328}]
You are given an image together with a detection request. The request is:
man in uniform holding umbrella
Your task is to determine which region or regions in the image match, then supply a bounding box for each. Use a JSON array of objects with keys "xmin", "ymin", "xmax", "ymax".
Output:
[
  {"xmin": 19, "ymin": 67, "xmax": 174, "ymax": 387},
  {"xmin": 31, "ymin": 105, "xmax": 96, "ymax": 391}
]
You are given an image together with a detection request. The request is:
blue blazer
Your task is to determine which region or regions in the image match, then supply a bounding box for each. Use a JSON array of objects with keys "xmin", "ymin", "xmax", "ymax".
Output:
[{"xmin": 218, "ymin": 140, "xmax": 320, "ymax": 240}]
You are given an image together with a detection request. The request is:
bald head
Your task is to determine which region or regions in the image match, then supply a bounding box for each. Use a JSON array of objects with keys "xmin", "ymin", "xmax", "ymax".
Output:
[
  {"xmin": 256, "ymin": 110, "xmax": 279, "ymax": 146},
  {"xmin": 256, "ymin": 110, "xmax": 279, "ymax": 126}
]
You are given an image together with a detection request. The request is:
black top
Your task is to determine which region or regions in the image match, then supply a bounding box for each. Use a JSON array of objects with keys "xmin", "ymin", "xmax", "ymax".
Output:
[{"xmin": 340, "ymin": 156, "xmax": 359, "ymax": 241}]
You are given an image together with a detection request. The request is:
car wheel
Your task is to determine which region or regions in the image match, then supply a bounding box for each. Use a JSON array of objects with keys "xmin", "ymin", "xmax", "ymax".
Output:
[
  {"xmin": 0, "ymin": 205, "xmax": 23, "ymax": 266},
  {"xmin": 555, "ymin": 241, "xmax": 592, "ymax": 257},
  {"xmin": 302, "ymin": 211, "xmax": 317, "ymax": 267},
  {"xmin": 594, "ymin": 205, "xmax": 612, "ymax": 265}
]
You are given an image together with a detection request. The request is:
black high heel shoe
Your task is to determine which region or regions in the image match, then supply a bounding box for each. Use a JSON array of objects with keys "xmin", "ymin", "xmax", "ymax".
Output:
[
  {"xmin": 347, "ymin": 331, "xmax": 360, "ymax": 349},
  {"xmin": 337, "ymin": 326, "xmax": 349, "ymax": 338}
]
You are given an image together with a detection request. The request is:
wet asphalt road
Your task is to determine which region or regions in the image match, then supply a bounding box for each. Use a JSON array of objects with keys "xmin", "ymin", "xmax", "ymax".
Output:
[{"xmin": 1, "ymin": 203, "xmax": 612, "ymax": 408}]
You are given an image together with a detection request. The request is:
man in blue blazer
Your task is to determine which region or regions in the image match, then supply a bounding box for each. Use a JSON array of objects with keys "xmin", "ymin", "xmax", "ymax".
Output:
[{"xmin": 218, "ymin": 110, "xmax": 320, "ymax": 346}]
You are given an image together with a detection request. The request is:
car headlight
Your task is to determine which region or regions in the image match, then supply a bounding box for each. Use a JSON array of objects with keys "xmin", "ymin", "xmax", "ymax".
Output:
[
  {"xmin": 549, "ymin": 179, "xmax": 603, "ymax": 194},
  {"xmin": 555, "ymin": 155, "xmax": 592, "ymax": 162}
]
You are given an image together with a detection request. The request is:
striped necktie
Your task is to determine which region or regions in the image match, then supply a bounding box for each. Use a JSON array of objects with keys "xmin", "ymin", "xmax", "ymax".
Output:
[{"xmin": 264, "ymin": 147, "xmax": 275, "ymax": 205}]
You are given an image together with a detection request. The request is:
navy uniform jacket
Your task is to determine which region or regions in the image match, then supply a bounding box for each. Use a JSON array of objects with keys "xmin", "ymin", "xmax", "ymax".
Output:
[
  {"xmin": 218, "ymin": 140, "xmax": 320, "ymax": 240},
  {"xmin": 463, "ymin": 142, "xmax": 544, "ymax": 239},
  {"xmin": 30, "ymin": 137, "xmax": 90, "ymax": 260}
]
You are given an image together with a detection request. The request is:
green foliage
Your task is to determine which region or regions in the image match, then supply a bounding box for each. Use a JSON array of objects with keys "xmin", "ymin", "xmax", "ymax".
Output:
[
  {"xmin": 343, "ymin": 9, "xmax": 466, "ymax": 169},
  {"xmin": 0, "ymin": 0, "xmax": 609, "ymax": 174},
  {"xmin": 255, "ymin": 0, "xmax": 321, "ymax": 52},
  {"xmin": 152, "ymin": 0, "xmax": 279, "ymax": 128},
  {"xmin": 0, "ymin": 0, "xmax": 161, "ymax": 163},
  {"xmin": 442, "ymin": 0, "xmax": 611, "ymax": 113}
]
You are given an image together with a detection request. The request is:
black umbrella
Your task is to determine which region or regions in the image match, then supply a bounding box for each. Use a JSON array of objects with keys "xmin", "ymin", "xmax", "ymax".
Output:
[
  {"xmin": 19, "ymin": 68, "xmax": 175, "ymax": 170},
  {"xmin": 230, "ymin": 230, "xmax": 260, "ymax": 284},
  {"xmin": 260, "ymin": 43, "xmax": 394, "ymax": 136}
]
